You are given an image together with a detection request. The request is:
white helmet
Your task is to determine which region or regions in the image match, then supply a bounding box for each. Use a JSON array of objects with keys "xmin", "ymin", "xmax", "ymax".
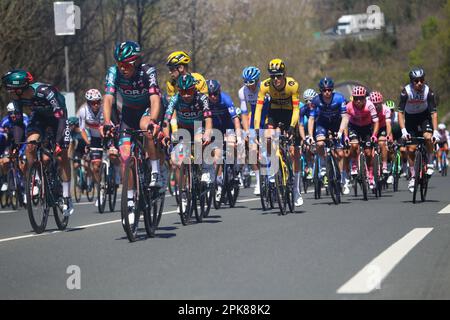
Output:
[
  {"xmin": 85, "ymin": 89, "xmax": 102, "ymax": 101},
  {"xmin": 6, "ymin": 102, "xmax": 16, "ymax": 112},
  {"xmin": 303, "ymin": 88, "xmax": 318, "ymax": 102},
  {"xmin": 438, "ymin": 123, "xmax": 446, "ymax": 130}
]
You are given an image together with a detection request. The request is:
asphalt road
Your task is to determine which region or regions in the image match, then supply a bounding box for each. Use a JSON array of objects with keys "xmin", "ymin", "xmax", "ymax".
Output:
[{"xmin": 1, "ymin": 174, "xmax": 450, "ymax": 300}]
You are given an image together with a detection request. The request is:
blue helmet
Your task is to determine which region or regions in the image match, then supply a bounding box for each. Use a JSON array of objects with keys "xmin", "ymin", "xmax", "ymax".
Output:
[
  {"xmin": 318, "ymin": 77, "xmax": 334, "ymax": 91},
  {"xmin": 206, "ymin": 79, "xmax": 221, "ymax": 95},
  {"xmin": 242, "ymin": 66, "xmax": 260, "ymax": 84}
]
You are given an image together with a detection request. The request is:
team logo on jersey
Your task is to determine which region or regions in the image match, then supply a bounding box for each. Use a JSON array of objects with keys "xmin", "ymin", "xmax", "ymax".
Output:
[{"xmin": 288, "ymin": 81, "xmax": 296, "ymax": 86}]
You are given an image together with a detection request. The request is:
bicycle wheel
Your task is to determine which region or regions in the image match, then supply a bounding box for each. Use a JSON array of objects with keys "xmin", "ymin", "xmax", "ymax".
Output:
[
  {"xmin": 178, "ymin": 162, "xmax": 193, "ymax": 226},
  {"xmin": 313, "ymin": 156, "xmax": 321, "ymax": 200},
  {"xmin": 227, "ymin": 164, "xmax": 239, "ymax": 208},
  {"xmin": 0, "ymin": 175, "xmax": 7, "ymax": 208},
  {"xmin": 412, "ymin": 150, "xmax": 421, "ymax": 204},
  {"xmin": 26, "ymin": 162, "xmax": 49, "ymax": 234},
  {"xmin": 442, "ymin": 153, "xmax": 447, "ymax": 177},
  {"xmin": 213, "ymin": 164, "xmax": 223, "ymax": 210},
  {"xmin": 108, "ymin": 165, "xmax": 118, "ymax": 212},
  {"xmin": 259, "ymin": 173, "xmax": 271, "ymax": 211},
  {"xmin": 200, "ymin": 179, "xmax": 213, "ymax": 218},
  {"xmin": 85, "ymin": 172, "xmax": 95, "ymax": 202},
  {"xmin": 327, "ymin": 155, "xmax": 341, "ymax": 205},
  {"xmin": 121, "ymin": 157, "xmax": 142, "ymax": 242},
  {"xmin": 144, "ymin": 189, "xmax": 165, "ymax": 238},
  {"xmin": 97, "ymin": 163, "xmax": 108, "ymax": 213},
  {"xmin": 7, "ymin": 168, "xmax": 19, "ymax": 210},
  {"xmin": 373, "ymin": 154, "xmax": 380, "ymax": 198},
  {"xmin": 73, "ymin": 166, "xmax": 82, "ymax": 203},
  {"xmin": 275, "ymin": 159, "xmax": 287, "ymax": 216},
  {"xmin": 393, "ymin": 152, "xmax": 401, "ymax": 192},
  {"xmin": 359, "ymin": 153, "xmax": 368, "ymax": 201},
  {"xmin": 52, "ymin": 168, "xmax": 69, "ymax": 230},
  {"xmin": 420, "ymin": 153, "xmax": 428, "ymax": 202}
]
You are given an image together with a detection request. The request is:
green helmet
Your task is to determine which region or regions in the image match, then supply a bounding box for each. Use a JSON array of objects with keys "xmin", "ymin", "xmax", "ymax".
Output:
[
  {"xmin": 68, "ymin": 116, "xmax": 79, "ymax": 126},
  {"xmin": 114, "ymin": 41, "xmax": 141, "ymax": 62},
  {"xmin": 2, "ymin": 69, "xmax": 34, "ymax": 89},
  {"xmin": 177, "ymin": 74, "xmax": 196, "ymax": 90},
  {"xmin": 385, "ymin": 100, "xmax": 396, "ymax": 109}
]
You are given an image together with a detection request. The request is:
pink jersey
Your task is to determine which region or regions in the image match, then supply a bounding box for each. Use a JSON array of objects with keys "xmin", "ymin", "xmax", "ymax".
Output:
[
  {"xmin": 376, "ymin": 104, "xmax": 391, "ymax": 128},
  {"xmin": 347, "ymin": 99, "xmax": 379, "ymax": 127}
]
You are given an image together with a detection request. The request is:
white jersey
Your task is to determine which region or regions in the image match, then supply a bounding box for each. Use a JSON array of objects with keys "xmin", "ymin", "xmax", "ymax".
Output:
[
  {"xmin": 403, "ymin": 84, "xmax": 430, "ymax": 114},
  {"xmin": 78, "ymin": 103, "xmax": 104, "ymax": 138},
  {"xmin": 238, "ymin": 85, "xmax": 259, "ymax": 115}
]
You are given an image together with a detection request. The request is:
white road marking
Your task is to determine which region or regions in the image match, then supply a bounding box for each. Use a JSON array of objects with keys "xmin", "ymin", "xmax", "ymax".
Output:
[
  {"xmin": 438, "ymin": 204, "xmax": 450, "ymax": 214},
  {"xmin": 337, "ymin": 228, "xmax": 433, "ymax": 294}
]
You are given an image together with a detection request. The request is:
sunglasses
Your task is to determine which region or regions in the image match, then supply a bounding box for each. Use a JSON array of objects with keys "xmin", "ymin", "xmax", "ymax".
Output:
[
  {"xmin": 117, "ymin": 60, "xmax": 136, "ymax": 70},
  {"xmin": 322, "ymin": 88, "xmax": 333, "ymax": 93},
  {"xmin": 209, "ymin": 92, "xmax": 220, "ymax": 97},
  {"xmin": 244, "ymin": 80, "xmax": 256, "ymax": 86},
  {"xmin": 168, "ymin": 66, "xmax": 179, "ymax": 72},
  {"xmin": 88, "ymin": 100, "xmax": 102, "ymax": 106},
  {"xmin": 413, "ymin": 78, "xmax": 425, "ymax": 84},
  {"xmin": 179, "ymin": 87, "xmax": 195, "ymax": 96},
  {"xmin": 270, "ymin": 74, "xmax": 284, "ymax": 79},
  {"xmin": 353, "ymin": 96, "xmax": 366, "ymax": 101}
]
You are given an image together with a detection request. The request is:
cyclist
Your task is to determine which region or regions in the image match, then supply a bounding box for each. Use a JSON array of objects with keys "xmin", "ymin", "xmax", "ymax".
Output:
[
  {"xmin": 347, "ymin": 86, "xmax": 379, "ymax": 190},
  {"xmin": 207, "ymin": 79, "xmax": 242, "ymax": 201},
  {"xmin": 369, "ymin": 91, "xmax": 392, "ymax": 176},
  {"xmin": 299, "ymin": 89, "xmax": 318, "ymax": 181},
  {"xmin": 398, "ymin": 68, "xmax": 439, "ymax": 192},
  {"xmin": 436, "ymin": 123, "xmax": 449, "ymax": 172},
  {"xmin": 238, "ymin": 66, "xmax": 269, "ymax": 195},
  {"xmin": 1, "ymin": 69, "xmax": 73, "ymax": 216},
  {"xmin": 307, "ymin": 78, "xmax": 349, "ymax": 195},
  {"xmin": 0, "ymin": 102, "xmax": 29, "ymax": 195},
  {"xmin": 103, "ymin": 41, "xmax": 163, "ymax": 213},
  {"xmin": 254, "ymin": 58, "xmax": 303, "ymax": 207},
  {"xmin": 162, "ymin": 74, "xmax": 212, "ymax": 208}
]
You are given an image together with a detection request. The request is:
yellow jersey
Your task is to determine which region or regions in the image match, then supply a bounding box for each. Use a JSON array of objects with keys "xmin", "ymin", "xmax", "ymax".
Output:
[
  {"xmin": 254, "ymin": 76, "xmax": 300, "ymax": 129},
  {"xmin": 166, "ymin": 72, "xmax": 208, "ymax": 97}
]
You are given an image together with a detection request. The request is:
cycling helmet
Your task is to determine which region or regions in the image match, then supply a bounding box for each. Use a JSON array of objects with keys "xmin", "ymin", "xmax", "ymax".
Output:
[
  {"xmin": 267, "ymin": 58, "xmax": 286, "ymax": 75},
  {"xmin": 438, "ymin": 123, "xmax": 446, "ymax": 130},
  {"xmin": 409, "ymin": 67, "xmax": 425, "ymax": 82},
  {"xmin": 242, "ymin": 66, "xmax": 260, "ymax": 84},
  {"xmin": 68, "ymin": 116, "xmax": 79, "ymax": 126},
  {"xmin": 166, "ymin": 51, "xmax": 191, "ymax": 67},
  {"xmin": 352, "ymin": 86, "xmax": 367, "ymax": 97},
  {"xmin": 2, "ymin": 69, "xmax": 34, "ymax": 89},
  {"xmin": 114, "ymin": 41, "xmax": 141, "ymax": 62},
  {"xmin": 206, "ymin": 79, "xmax": 221, "ymax": 96},
  {"xmin": 85, "ymin": 89, "xmax": 102, "ymax": 101},
  {"xmin": 6, "ymin": 102, "xmax": 16, "ymax": 113},
  {"xmin": 303, "ymin": 88, "xmax": 318, "ymax": 102},
  {"xmin": 318, "ymin": 77, "xmax": 334, "ymax": 90},
  {"xmin": 369, "ymin": 91, "xmax": 383, "ymax": 104},
  {"xmin": 385, "ymin": 100, "xmax": 396, "ymax": 109},
  {"xmin": 177, "ymin": 74, "xmax": 196, "ymax": 90}
]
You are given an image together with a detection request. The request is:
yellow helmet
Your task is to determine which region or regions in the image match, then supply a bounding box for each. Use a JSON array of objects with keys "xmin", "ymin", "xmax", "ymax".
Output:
[
  {"xmin": 268, "ymin": 58, "xmax": 286, "ymax": 75},
  {"xmin": 166, "ymin": 51, "xmax": 191, "ymax": 67}
]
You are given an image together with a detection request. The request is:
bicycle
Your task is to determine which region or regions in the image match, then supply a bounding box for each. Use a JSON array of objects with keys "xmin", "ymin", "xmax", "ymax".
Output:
[
  {"xmin": 25, "ymin": 133, "xmax": 69, "ymax": 234},
  {"xmin": 408, "ymin": 136, "xmax": 430, "ymax": 204},
  {"xmin": 439, "ymin": 147, "xmax": 448, "ymax": 177},
  {"xmin": 350, "ymin": 141, "xmax": 369, "ymax": 201},
  {"xmin": 389, "ymin": 141, "xmax": 402, "ymax": 192},
  {"xmin": 212, "ymin": 141, "xmax": 240, "ymax": 210},
  {"xmin": 120, "ymin": 128, "xmax": 165, "ymax": 241},
  {"xmin": 311, "ymin": 143, "xmax": 323, "ymax": 200},
  {"xmin": 299, "ymin": 143, "xmax": 312, "ymax": 194},
  {"xmin": 5, "ymin": 147, "xmax": 25, "ymax": 210},
  {"xmin": 93, "ymin": 138, "xmax": 118, "ymax": 213},
  {"xmin": 72, "ymin": 154, "xmax": 95, "ymax": 203},
  {"xmin": 323, "ymin": 132, "xmax": 342, "ymax": 205},
  {"xmin": 175, "ymin": 140, "xmax": 213, "ymax": 224},
  {"xmin": 372, "ymin": 142, "xmax": 383, "ymax": 198}
]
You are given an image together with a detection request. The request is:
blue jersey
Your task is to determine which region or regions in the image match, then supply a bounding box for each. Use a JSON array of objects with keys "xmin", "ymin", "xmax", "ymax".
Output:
[
  {"xmin": 209, "ymin": 92, "xmax": 238, "ymax": 132},
  {"xmin": 0, "ymin": 114, "xmax": 30, "ymax": 155},
  {"xmin": 310, "ymin": 92, "xmax": 347, "ymax": 124},
  {"xmin": 299, "ymin": 102, "xmax": 309, "ymax": 128}
]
